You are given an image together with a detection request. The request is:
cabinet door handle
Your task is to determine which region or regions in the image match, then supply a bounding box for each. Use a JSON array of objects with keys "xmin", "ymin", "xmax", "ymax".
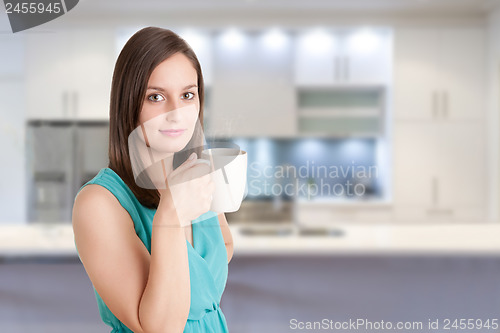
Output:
[
  {"xmin": 62, "ymin": 91, "xmax": 69, "ymax": 118},
  {"xmin": 432, "ymin": 91, "xmax": 438, "ymax": 119},
  {"xmin": 432, "ymin": 177, "xmax": 438, "ymax": 207},
  {"xmin": 334, "ymin": 56, "xmax": 340, "ymax": 81},
  {"xmin": 72, "ymin": 91, "xmax": 78, "ymax": 119},
  {"xmin": 344, "ymin": 56, "xmax": 349, "ymax": 81},
  {"xmin": 443, "ymin": 91, "xmax": 448, "ymax": 119},
  {"xmin": 435, "ymin": 177, "xmax": 439, "ymax": 207}
]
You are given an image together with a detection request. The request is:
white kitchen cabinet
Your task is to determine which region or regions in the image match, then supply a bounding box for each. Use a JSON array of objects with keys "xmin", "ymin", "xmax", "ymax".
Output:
[
  {"xmin": 393, "ymin": 122, "xmax": 440, "ymax": 209},
  {"xmin": 392, "ymin": 120, "xmax": 486, "ymax": 222},
  {"xmin": 343, "ymin": 29, "xmax": 392, "ymax": 84},
  {"xmin": 393, "ymin": 29, "xmax": 439, "ymax": 121},
  {"xmin": 438, "ymin": 29, "xmax": 485, "ymax": 121},
  {"xmin": 437, "ymin": 122, "xmax": 486, "ymax": 214},
  {"xmin": 394, "ymin": 27, "xmax": 485, "ymax": 121},
  {"xmin": 210, "ymin": 30, "xmax": 295, "ymax": 137},
  {"xmin": 293, "ymin": 30, "xmax": 340, "ymax": 86},
  {"xmin": 0, "ymin": 34, "xmax": 24, "ymax": 77},
  {"xmin": 26, "ymin": 31, "xmax": 73, "ymax": 120},
  {"xmin": 392, "ymin": 26, "xmax": 487, "ymax": 222},
  {"xmin": 0, "ymin": 78, "xmax": 26, "ymax": 223},
  {"xmin": 26, "ymin": 29, "xmax": 114, "ymax": 120},
  {"xmin": 293, "ymin": 28, "xmax": 392, "ymax": 86},
  {"xmin": 71, "ymin": 30, "xmax": 115, "ymax": 120}
]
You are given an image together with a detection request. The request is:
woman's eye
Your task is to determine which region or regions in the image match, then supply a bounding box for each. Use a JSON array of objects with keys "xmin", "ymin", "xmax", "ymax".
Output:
[
  {"xmin": 148, "ymin": 94, "xmax": 165, "ymax": 102},
  {"xmin": 182, "ymin": 92, "xmax": 195, "ymax": 100}
]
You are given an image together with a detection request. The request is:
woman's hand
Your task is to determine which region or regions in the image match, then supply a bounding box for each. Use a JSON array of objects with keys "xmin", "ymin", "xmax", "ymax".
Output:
[{"xmin": 158, "ymin": 153, "xmax": 215, "ymax": 226}]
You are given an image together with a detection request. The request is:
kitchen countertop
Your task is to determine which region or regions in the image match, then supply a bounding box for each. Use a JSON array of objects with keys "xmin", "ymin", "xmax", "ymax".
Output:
[{"xmin": 1, "ymin": 223, "xmax": 500, "ymax": 258}]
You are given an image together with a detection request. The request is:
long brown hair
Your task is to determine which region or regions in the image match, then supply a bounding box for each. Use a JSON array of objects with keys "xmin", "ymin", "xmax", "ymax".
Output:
[{"xmin": 108, "ymin": 26, "xmax": 205, "ymax": 209}]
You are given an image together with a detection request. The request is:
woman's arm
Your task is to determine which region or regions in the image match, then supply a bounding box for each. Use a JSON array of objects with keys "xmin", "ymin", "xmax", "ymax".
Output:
[
  {"xmin": 218, "ymin": 213, "xmax": 234, "ymax": 263},
  {"xmin": 73, "ymin": 185, "xmax": 190, "ymax": 333},
  {"xmin": 138, "ymin": 196, "xmax": 191, "ymax": 332}
]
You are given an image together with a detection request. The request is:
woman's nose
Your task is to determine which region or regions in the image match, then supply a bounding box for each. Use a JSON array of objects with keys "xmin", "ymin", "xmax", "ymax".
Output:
[{"xmin": 165, "ymin": 101, "xmax": 182, "ymax": 121}]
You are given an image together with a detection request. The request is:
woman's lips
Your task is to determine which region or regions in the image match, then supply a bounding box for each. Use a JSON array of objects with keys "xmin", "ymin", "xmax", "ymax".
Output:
[{"xmin": 159, "ymin": 129, "xmax": 186, "ymax": 137}]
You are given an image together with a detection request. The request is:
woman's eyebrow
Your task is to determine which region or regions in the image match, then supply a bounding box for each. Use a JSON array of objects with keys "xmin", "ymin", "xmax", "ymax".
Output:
[{"xmin": 147, "ymin": 84, "xmax": 197, "ymax": 92}]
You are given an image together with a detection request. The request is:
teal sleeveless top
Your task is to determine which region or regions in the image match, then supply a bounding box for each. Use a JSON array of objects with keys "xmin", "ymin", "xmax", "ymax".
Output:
[{"xmin": 74, "ymin": 168, "xmax": 229, "ymax": 333}]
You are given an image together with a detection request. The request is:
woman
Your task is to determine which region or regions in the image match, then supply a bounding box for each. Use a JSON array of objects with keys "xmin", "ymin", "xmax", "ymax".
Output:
[{"xmin": 72, "ymin": 26, "xmax": 233, "ymax": 333}]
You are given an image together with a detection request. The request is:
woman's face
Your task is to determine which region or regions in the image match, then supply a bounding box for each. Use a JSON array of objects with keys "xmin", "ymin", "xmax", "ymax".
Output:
[{"xmin": 137, "ymin": 52, "xmax": 200, "ymax": 154}]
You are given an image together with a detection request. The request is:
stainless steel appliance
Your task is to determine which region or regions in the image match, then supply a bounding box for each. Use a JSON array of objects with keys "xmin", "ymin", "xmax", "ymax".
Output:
[{"xmin": 26, "ymin": 120, "xmax": 109, "ymax": 223}]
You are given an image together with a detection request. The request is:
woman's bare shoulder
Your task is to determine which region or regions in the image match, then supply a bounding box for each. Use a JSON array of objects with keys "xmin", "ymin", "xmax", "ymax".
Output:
[
  {"xmin": 75, "ymin": 183, "xmax": 117, "ymax": 204},
  {"xmin": 72, "ymin": 184, "xmax": 133, "ymax": 231}
]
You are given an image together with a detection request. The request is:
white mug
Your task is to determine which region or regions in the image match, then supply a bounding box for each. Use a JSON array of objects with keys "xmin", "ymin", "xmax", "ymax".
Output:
[{"xmin": 201, "ymin": 148, "xmax": 248, "ymax": 213}]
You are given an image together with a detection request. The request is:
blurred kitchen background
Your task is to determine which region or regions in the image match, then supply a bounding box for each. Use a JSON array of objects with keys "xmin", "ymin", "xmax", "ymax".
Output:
[{"xmin": 2, "ymin": 0, "xmax": 500, "ymax": 332}]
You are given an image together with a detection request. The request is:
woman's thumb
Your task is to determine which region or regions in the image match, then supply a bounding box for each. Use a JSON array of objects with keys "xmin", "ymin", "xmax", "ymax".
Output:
[{"xmin": 187, "ymin": 152, "xmax": 197, "ymax": 163}]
